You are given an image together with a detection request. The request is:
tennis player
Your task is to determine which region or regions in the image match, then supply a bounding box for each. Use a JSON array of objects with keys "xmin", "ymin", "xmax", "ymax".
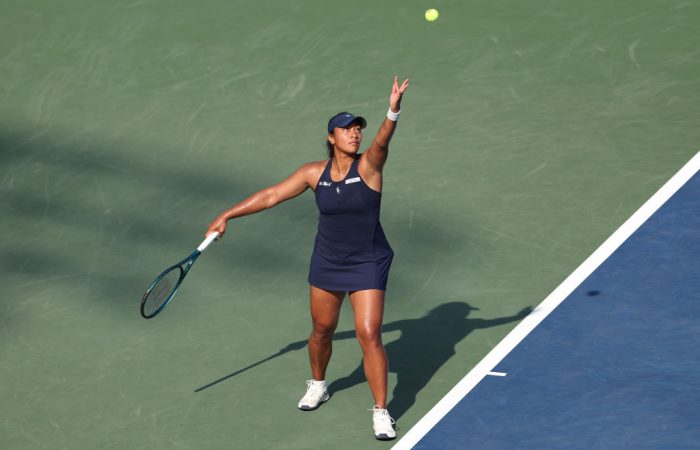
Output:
[{"xmin": 206, "ymin": 76, "xmax": 409, "ymax": 440}]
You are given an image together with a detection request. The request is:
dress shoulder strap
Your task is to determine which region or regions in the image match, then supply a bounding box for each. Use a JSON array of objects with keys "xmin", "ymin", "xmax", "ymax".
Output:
[
  {"xmin": 348, "ymin": 156, "xmax": 360, "ymax": 178},
  {"xmin": 321, "ymin": 158, "xmax": 333, "ymax": 178}
]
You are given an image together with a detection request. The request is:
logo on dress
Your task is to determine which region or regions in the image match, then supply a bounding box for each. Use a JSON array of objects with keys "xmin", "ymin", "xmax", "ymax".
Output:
[
  {"xmin": 319, "ymin": 181, "xmax": 332, "ymax": 187},
  {"xmin": 345, "ymin": 177, "xmax": 361, "ymax": 184},
  {"xmin": 336, "ymin": 187, "xmax": 341, "ymax": 194}
]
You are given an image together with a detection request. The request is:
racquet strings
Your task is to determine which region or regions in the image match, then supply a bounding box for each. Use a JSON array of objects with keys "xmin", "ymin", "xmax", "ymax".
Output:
[{"xmin": 143, "ymin": 267, "xmax": 183, "ymax": 317}]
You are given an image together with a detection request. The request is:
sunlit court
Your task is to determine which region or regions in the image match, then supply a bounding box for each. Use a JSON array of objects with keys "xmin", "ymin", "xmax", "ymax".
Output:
[{"xmin": 2, "ymin": 1, "xmax": 698, "ymax": 449}]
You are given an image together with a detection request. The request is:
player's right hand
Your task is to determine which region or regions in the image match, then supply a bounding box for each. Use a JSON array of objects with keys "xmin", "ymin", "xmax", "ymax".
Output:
[{"xmin": 206, "ymin": 216, "xmax": 228, "ymax": 238}]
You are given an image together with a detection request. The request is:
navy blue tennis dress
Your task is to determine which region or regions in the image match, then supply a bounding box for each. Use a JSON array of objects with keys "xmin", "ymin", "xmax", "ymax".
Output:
[{"xmin": 308, "ymin": 156, "xmax": 394, "ymax": 291}]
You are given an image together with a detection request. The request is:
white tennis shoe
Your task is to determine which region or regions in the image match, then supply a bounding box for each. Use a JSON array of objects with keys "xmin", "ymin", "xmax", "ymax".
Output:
[
  {"xmin": 370, "ymin": 405, "xmax": 396, "ymax": 440},
  {"xmin": 297, "ymin": 379, "xmax": 329, "ymax": 411}
]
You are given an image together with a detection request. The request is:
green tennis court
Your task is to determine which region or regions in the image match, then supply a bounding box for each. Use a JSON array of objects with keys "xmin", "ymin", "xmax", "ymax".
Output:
[{"xmin": 2, "ymin": 1, "xmax": 698, "ymax": 448}]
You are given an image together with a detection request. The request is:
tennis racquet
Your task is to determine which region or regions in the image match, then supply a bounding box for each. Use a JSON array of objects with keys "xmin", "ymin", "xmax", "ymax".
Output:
[{"xmin": 140, "ymin": 232, "xmax": 219, "ymax": 319}]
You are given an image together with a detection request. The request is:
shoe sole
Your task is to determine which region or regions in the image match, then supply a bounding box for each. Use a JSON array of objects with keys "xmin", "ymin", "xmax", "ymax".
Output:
[
  {"xmin": 298, "ymin": 393, "xmax": 330, "ymax": 411},
  {"xmin": 374, "ymin": 433, "xmax": 397, "ymax": 441}
]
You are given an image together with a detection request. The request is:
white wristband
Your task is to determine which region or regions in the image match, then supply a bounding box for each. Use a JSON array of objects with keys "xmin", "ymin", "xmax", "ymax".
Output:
[{"xmin": 387, "ymin": 109, "xmax": 400, "ymax": 121}]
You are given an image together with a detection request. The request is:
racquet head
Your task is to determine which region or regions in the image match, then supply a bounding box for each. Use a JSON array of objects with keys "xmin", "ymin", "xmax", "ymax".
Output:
[
  {"xmin": 140, "ymin": 265, "xmax": 185, "ymax": 319},
  {"xmin": 139, "ymin": 232, "xmax": 218, "ymax": 319}
]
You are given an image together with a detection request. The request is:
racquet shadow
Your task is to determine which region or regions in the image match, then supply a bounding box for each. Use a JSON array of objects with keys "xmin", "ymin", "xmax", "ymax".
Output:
[
  {"xmin": 195, "ymin": 301, "xmax": 531, "ymax": 423},
  {"xmin": 194, "ymin": 339, "xmax": 307, "ymax": 393}
]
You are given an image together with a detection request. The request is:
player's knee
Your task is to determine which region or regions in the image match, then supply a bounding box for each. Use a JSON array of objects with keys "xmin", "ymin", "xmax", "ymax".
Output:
[
  {"xmin": 311, "ymin": 322, "xmax": 336, "ymax": 341},
  {"xmin": 355, "ymin": 325, "xmax": 382, "ymax": 347}
]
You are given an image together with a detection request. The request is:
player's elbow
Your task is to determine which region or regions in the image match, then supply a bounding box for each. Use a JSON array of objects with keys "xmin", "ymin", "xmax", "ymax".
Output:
[{"xmin": 265, "ymin": 188, "xmax": 280, "ymax": 209}]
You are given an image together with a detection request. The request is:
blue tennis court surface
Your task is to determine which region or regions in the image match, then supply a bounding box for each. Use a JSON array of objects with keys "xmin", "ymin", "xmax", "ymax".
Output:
[{"xmin": 396, "ymin": 154, "xmax": 700, "ymax": 449}]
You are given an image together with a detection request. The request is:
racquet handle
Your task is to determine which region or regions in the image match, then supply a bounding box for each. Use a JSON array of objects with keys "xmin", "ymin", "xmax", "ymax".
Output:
[{"xmin": 198, "ymin": 232, "xmax": 220, "ymax": 252}]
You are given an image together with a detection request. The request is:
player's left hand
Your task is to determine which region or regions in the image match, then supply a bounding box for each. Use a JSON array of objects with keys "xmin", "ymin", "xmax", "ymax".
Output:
[{"xmin": 389, "ymin": 76, "xmax": 409, "ymax": 113}]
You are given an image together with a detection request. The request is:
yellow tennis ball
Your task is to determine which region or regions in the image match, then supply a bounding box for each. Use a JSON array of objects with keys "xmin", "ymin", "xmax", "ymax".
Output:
[{"xmin": 425, "ymin": 8, "xmax": 439, "ymax": 22}]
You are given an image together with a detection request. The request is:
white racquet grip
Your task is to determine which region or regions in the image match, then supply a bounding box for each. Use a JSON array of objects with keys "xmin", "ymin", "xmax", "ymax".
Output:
[{"xmin": 198, "ymin": 232, "xmax": 220, "ymax": 252}]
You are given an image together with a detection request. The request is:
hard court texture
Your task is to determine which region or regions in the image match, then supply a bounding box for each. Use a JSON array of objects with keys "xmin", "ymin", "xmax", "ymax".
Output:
[{"xmin": 1, "ymin": 1, "xmax": 698, "ymax": 449}]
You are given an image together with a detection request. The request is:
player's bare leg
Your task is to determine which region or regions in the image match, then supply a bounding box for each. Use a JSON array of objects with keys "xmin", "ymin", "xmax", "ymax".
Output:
[
  {"xmin": 298, "ymin": 286, "xmax": 345, "ymax": 411},
  {"xmin": 308, "ymin": 285, "xmax": 345, "ymax": 379},
  {"xmin": 349, "ymin": 289, "xmax": 388, "ymax": 407},
  {"xmin": 349, "ymin": 289, "xmax": 395, "ymax": 439}
]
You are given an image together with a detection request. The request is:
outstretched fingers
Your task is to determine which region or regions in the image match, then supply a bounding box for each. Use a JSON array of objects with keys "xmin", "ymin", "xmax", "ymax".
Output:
[
  {"xmin": 391, "ymin": 76, "xmax": 409, "ymax": 94},
  {"xmin": 389, "ymin": 76, "xmax": 409, "ymax": 111}
]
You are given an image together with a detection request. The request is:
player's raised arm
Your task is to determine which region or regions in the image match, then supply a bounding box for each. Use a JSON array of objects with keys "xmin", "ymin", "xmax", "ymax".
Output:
[
  {"xmin": 206, "ymin": 161, "xmax": 323, "ymax": 237},
  {"xmin": 363, "ymin": 76, "xmax": 409, "ymax": 170}
]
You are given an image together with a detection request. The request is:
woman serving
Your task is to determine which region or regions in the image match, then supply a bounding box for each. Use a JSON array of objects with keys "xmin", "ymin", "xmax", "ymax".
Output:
[{"xmin": 206, "ymin": 76, "xmax": 409, "ymax": 440}]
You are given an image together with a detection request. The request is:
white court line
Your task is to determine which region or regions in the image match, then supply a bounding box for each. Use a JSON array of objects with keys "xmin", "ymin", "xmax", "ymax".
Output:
[{"xmin": 392, "ymin": 151, "xmax": 700, "ymax": 450}]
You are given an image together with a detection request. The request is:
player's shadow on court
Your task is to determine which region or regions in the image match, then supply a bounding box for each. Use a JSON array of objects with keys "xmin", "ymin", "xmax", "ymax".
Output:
[
  {"xmin": 328, "ymin": 302, "xmax": 532, "ymax": 421},
  {"xmin": 195, "ymin": 302, "xmax": 530, "ymax": 409}
]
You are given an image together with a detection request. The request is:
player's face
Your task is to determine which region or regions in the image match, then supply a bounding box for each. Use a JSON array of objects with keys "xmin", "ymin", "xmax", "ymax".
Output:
[{"xmin": 329, "ymin": 123, "xmax": 362, "ymax": 154}]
